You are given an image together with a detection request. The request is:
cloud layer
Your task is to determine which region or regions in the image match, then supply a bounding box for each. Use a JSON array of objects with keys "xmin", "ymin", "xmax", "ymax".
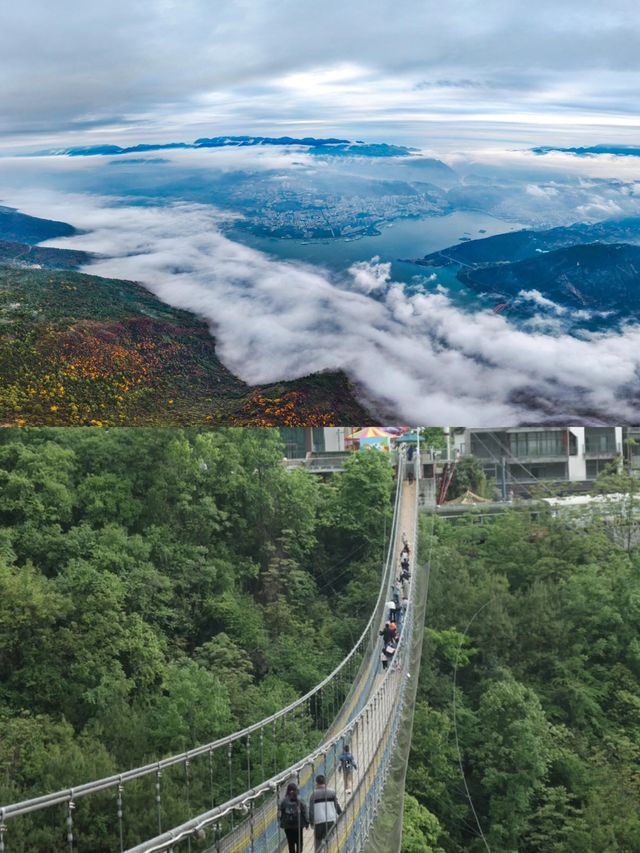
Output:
[
  {"xmin": 18, "ymin": 191, "xmax": 640, "ymax": 426},
  {"xmin": 2, "ymin": 1, "xmax": 640, "ymax": 148}
]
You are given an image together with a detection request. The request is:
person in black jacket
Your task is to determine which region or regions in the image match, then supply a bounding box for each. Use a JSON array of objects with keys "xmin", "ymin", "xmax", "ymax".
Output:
[
  {"xmin": 279, "ymin": 782, "xmax": 309, "ymax": 853},
  {"xmin": 380, "ymin": 622, "xmax": 395, "ymax": 645},
  {"xmin": 308, "ymin": 774, "xmax": 342, "ymax": 850}
]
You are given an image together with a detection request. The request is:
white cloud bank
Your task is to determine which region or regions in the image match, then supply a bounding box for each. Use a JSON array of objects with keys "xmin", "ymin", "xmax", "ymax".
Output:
[
  {"xmin": 518, "ymin": 289, "xmax": 567, "ymax": 314},
  {"xmin": 13, "ymin": 191, "xmax": 640, "ymax": 426}
]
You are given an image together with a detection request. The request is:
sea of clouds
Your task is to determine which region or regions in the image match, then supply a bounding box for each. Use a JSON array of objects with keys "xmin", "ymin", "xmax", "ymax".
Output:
[
  {"xmin": 11, "ymin": 190, "xmax": 635, "ymax": 426},
  {"xmin": 3, "ymin": 141, "xmax": 640, "ymax": 426}
]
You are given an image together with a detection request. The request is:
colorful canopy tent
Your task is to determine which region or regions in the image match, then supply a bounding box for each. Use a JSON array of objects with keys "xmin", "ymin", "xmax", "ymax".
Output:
[
  {"xmin": 346, "ymin": 426, "xmax": 395, "ymax": 451},
  {"xmin": 346, "ymin": 427, "xmax": 397, "ymax": 440},
  {"xmin": 445, "ymin": 489, "xmax": 491, "ymax": 505}
]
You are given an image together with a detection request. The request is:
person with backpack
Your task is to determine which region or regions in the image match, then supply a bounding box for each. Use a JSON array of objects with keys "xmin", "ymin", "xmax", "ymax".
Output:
[
  {"xmin": 309, "ymin": 774, "xmax": 342, "ymax": 850},
  {"xmin": 338, "ymin": 745, "xmax": 358, "ymax": 795},
  {"xmin": 384, "ymin": 637, "xmax": 398, "ymax": 664},
  {"xmin": 380, "ymin": 622, "xmax": 395, "ymax": 645},
  {"xmin": 387, "ymin": 598, "xmax": 398, "ymax": 623},
  {"xmin": 279, "ymin": 782, "xmax": 309, "ymax": 853}
]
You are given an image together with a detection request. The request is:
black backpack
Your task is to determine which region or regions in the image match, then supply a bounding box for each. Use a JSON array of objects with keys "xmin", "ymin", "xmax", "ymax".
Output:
[{"xmin": 282, "ymin": 798, "xmax": 301, "ymax": 827}]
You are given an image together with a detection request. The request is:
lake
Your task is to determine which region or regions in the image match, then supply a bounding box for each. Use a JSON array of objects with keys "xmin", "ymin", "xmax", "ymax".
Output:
[
  {"xmin": 224, "ymin": 209, "xmax": 523, "ymax": 311},
  {"xmin": 225, "ymin": 210, "xmax": 520, "ymax": 272}
]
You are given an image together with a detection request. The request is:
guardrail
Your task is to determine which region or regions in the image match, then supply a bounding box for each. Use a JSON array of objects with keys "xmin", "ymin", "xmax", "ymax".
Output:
[
  {"xmin": 0, "ymin": 458, "xmax": 406, "ymax": 853},
  {"xmin": 126, "ymin": 474, "xmax": 418, "ymax": 853}
]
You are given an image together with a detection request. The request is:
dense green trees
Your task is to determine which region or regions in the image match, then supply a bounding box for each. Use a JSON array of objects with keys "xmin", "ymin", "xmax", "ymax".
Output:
[
  {"xmin": 0, "ymin": 428, "xmax": 393, "ymax": 849},
  {"xmin": 447, "ymin": 455, "xmax": 489, "ymax": 500},
  {"xmin": 404, "ymin": 506, "xmax": 640, "ymax": 852}
]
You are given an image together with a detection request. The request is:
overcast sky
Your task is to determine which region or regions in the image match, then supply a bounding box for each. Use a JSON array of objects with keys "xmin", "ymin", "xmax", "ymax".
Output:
[{"xmin": 2, "ymin": 0, "xmax": 639, "ymax": 151}]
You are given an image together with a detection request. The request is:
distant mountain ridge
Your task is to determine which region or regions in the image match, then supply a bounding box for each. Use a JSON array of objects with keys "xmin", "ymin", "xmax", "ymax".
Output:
[
  {"xmin": 38, "ymin": 136, "xmax": 415, "ymax": 158},
  {"xmin": 457, "ymin": 242, "xmax": 640, "ymax": 316},
  {"xmin": 0, "ymin": 204, "xmax": 77, "ymax": 243},
  {"xmin": 532, "ymin": 145, "xmax": 640, "ymax": 157},
  {"xmin": 406, "ymin": 218, "xmax": 640, "ymax": 326},
  {"xmin": 410, "ymin": 218, "xmax": 640, "ymax": 268},
  {"xmin": 0, "ymin": 206, "xmax": 89, "ymax": 269}
]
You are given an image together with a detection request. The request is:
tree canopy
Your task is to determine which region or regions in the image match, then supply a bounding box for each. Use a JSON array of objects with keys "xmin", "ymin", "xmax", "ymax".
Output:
[
  {"xmin": 0, "ymin": 428, "xmax": 394, "ymax": 850},
  {"xmin": 404, "ymin": 503, "xmax": 640, "ymax": 852}
]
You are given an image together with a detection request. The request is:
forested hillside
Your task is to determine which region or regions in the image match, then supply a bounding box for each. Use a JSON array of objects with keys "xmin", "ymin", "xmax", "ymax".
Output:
[
  {"xmin": 0, "ymin": 428, "xmax": 393, "ymax": 849},
  {"xmin": 0, "ymin": 264, "xmax": 371, "ymax": 427},
  {"xmin": 404, "ymin": 506, "xmax": 640, "ymax": 852}
]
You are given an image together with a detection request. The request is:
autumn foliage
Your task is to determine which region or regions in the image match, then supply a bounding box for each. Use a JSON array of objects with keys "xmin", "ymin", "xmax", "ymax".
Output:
[{"xmin": 0, "ymin": 266, "xmax": 371, "ymax": 426}]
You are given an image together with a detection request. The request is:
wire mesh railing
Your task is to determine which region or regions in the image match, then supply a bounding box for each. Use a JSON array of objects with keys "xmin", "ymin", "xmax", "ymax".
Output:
[
  {"xmin": 124, "ymin": 476, "xmax": 418, "ymax": 853},
  {"xmin": 0, "ymin": 458, "xmax": 407, "ymax": 853}
]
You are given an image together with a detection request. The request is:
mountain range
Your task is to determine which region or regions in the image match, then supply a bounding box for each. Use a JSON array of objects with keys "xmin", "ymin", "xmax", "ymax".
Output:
[
  {"xmin": 0, "ymin": 204, "xmax": 77, "ymax": 243},
  {"xmin": 0, "ymin": 206, "xmax": 372, "ymax": 426},
  {"xmin": 38, "ymin": 136, "xmax": 414, "ymax": 158},
  {"xmin": 410, "ymin": 218, "xmax": 640, "ymax": 268},
  {"xmin": 457, "ymin": 242, "xmax": 640, "ymax": 317},
  {"xmin": 408, "ymin": 218, "xmax": 640, "ymax": 324},
  {"xmin": 532, "ymin": 145, "xmax": 640, "ymax": 157}
]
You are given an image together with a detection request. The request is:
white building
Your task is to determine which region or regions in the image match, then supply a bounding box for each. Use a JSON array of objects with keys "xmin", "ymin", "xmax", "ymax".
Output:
[{"xmin": 455, "ymin": 426, "xmax": 624, "ymax": 494}]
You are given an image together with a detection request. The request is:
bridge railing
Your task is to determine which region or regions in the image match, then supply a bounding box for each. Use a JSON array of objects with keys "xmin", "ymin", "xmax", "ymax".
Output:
[
  {"xmin": 0, "ymin": 458, "xmax": 405, "ymax": 853},
  {"xmin": 206, "ymin": 468, "xmax": 415, "ymax": 853},
  {"xmin": 128, "ymin": 619, "xmax": 413, "ymax": 853},
  {"xmin": 125, "ymin": 477, "xmax": 418, "ymax": 853}
]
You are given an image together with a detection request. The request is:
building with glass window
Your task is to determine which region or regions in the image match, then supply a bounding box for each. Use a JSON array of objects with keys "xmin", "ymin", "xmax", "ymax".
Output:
[
  {"xmin": 454, "ymin": 426, "xmax": 624, "ymax": 495},
  {"xmin": 279, "ymin": 427, "xmax": 350, "ymax": 460}
]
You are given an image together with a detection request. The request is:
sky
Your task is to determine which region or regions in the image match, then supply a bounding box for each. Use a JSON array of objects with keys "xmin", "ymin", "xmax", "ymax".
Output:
[{"xmin": 2, "ymin": 0, "xmax": 640, "ymax": 151}]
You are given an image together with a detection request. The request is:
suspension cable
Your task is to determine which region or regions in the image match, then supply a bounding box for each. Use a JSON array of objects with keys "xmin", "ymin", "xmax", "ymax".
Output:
[
  {"xmin": 1, "ymin": 456, "xmax": 405, "ymax": 826},
  {"xmin": 126, "ymin": 469, "xmax": 418, "ymax": 853}
]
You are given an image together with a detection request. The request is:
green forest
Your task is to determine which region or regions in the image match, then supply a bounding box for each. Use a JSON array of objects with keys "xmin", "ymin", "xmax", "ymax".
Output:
[
  {"xmin": 5, "ymin": 427, "xmax": 639, "ymax": 853},
  {"xmin": 0, "ymin": 428, "xmax": 394, "ymax": 850},
  {"xmin": 404, "ymin": 500, "xmax": 640, "ymax": 852}
]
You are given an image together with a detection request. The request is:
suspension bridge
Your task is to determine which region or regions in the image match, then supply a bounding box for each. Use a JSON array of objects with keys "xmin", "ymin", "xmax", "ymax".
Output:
[{"xmin": 0, "ymin": 454, "xmax": 426, "ymax": 853}]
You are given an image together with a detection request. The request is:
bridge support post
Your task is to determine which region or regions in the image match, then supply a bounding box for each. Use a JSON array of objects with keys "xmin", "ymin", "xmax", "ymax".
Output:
[{"xmin": 117, "ymin": 782, "xmax": 124, "ymax": 853}]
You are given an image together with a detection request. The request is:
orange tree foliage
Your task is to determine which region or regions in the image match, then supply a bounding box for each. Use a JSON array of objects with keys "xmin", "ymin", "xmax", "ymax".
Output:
[{"xmin": 0, "ymin": 266, "xmax": 371, "ymax": 426}]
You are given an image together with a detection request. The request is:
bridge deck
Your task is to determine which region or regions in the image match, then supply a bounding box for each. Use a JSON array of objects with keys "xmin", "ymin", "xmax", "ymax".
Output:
[
  {"xmin": 300, "ymin": 479, "xmax": 417, "ymax": 852},
  {"xmin": 215, "ymin": 478, "xmax": 417, "ymax": 853}
]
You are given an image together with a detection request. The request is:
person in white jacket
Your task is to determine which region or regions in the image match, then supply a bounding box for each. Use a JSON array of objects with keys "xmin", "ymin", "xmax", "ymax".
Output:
[{"xmin": 308, "ymin": 775, "xmax": 342, "ymax": 850}]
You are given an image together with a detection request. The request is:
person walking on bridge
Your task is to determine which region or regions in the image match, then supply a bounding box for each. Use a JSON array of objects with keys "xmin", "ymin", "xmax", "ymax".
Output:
[
  {"xmin": 387, "ymin": 597, "xmax": 399, "ymax": 623},
  {"xmin": 309, "ymin": 774, "xmax": 342, "ymax": 850},
  {"xmin": 380, "ymin": 621, "xmax": 395, "ymax": 645},
  {"xmin": 279, "ymin": 782, "xmax": 309, "ymax": 853},
  {"xmin": 402, "ymin": 575, "xmax": 410, "ymax": 612},
  {"xmin": 393, "ymin": 579, "xmax": 401, "ymax": 611},
  {"xmin": 338, "ymin": 744, "xmax": 358, "ymax": 796}
]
